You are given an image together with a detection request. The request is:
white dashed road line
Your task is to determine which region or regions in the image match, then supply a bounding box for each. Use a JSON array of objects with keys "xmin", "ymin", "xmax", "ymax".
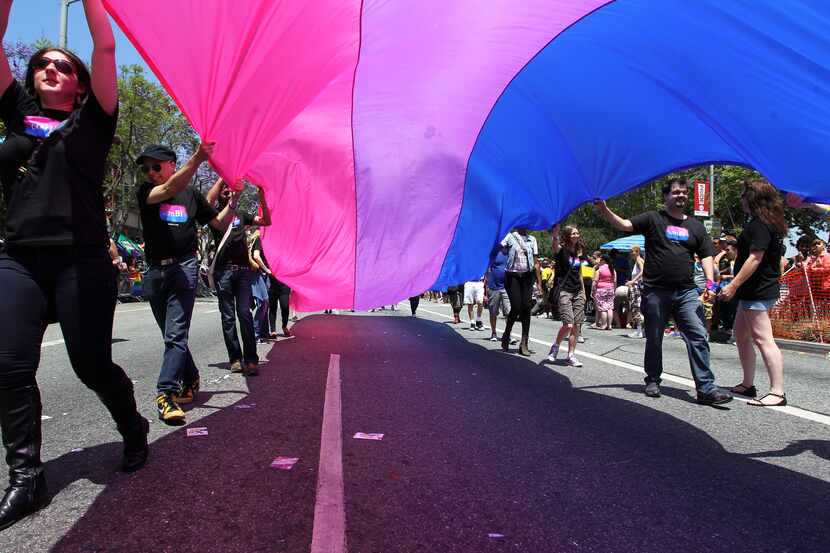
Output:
[{"xmin": 311, "ymin": 354, "xmax": 347, "ymax": 553}]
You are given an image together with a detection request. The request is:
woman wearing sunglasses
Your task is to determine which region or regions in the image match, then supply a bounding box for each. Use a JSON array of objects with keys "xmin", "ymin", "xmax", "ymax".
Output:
[{"xmin": 0, "ymin": 0, "xmax": 148, "ymax": 531}]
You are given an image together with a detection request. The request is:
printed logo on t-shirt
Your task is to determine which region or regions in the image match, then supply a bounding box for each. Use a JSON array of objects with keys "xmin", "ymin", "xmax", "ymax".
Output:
[
  {"xmin": 23, "ymin": 116, "xmax": 66, "ymax": 138},
  {"xmin": 231, "ymin": 216, "xmax": 242, "ymax": 229},
  {"xmin": 665, "ymin": 225, "xmax": 689, "ymax": 242},
  {"xmin": 570, "ymin": 257, "xmax": 582, "ymax": 268},
  {"xmin": 159, "ymin": 204, "xmax": 188, "ymax": 224}
]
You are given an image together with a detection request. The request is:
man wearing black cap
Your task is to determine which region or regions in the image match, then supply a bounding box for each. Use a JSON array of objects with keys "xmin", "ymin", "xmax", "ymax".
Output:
[{"xmin": 136, "ymin": 141, "xmax": 238, "ymax": 425}]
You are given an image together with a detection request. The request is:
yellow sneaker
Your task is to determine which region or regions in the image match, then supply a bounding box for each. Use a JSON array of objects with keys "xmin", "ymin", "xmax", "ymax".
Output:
[{"xmin": 156, "ymin": 393, "xmax": 185, "ymax": 425}]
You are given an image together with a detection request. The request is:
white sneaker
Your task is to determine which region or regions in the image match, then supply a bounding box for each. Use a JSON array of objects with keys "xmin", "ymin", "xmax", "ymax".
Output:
[
  {"xmin": 627, "ymin": 331, "xmax": 644, "ymax": 339},
  {"xmin": 547, "ymin": 344, "xmax": 559, "ymax": 362},
  {"xmin": 577, "ymin": 336, "xmax": 586, "ymax": 344},
  {"xmin": 489, "ymin": 334, "xmax": 499, "ymax": 342},
  {"xmin": 565, "ymin": 355, "xmax": 583, "ymax": 367},
  {"xmin": 470, "ymin": 323, "xmax": 476, "ymax": 330}
]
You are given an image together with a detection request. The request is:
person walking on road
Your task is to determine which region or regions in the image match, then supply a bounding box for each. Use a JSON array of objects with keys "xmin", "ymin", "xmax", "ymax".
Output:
[
  {"xmin": 206, "ymin": 181, "xmax": 271, "ymax": 372},
  {"xmin": 0, "ymin": 0, "xmax": 149, "ymax": 531},
  {"xmin": 485, "ymin": 248, "xmax": 512, "ymax": 342},
  {"xmin": 500, "ymin": 229, "xmax": 543, "ymax": 356},
  {"xmin": 594, "ymin": 179, "xmax": 732, "ymax": 405},
  {"xmin": 548, "ymin": 225, "xmax": 586, "ymax": 366},
  {"xmin": 464, "ymin": 278, "xmax": 485, "ymax": 330},
  {"xmin": 719, "ymin": 180, "xmax": 787, "ymax": 406},
  {"xmin": 626, "ymin": 245, "xmax": 645, "ymax": 338},
  {"xmin": 137, "ymin": 143, "xmax": 238, "ymax": 424}
]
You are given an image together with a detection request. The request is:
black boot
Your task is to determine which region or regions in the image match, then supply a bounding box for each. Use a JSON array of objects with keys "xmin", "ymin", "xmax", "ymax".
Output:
[
  {"xmin": 0, "ymin": 385, "xmax": 50, "ymax": 532},
  {"xmin": 94, "ymin": 373, "xmax": 149, "ymax": 473}
]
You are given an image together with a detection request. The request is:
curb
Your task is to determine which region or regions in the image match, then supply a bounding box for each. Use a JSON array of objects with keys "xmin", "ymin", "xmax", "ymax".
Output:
[{"xmin": 775, "ymin": 338, "xmax": 830, "ymax": 356}]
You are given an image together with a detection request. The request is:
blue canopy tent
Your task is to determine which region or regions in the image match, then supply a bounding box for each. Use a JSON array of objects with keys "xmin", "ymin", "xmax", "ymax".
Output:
[{"xmin": 600, "ymin": 235, "xmax": 645, "ymax": 252}]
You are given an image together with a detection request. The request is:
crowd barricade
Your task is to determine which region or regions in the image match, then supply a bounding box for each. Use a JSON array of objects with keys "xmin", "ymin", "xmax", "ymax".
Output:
[{"xmin": 769, "ymin": 263, "xmax": 830, "ymax": 343}]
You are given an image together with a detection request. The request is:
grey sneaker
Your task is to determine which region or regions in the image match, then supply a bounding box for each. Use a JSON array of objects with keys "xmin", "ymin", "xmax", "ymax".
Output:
[{"xmin": 644, "ymin": 382, "xmax": 661, "ymax": 398}]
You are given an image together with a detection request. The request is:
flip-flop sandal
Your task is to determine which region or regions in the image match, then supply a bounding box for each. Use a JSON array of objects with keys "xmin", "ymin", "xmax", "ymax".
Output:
[
  {"xmin": 747, "ymin": 392, "xmax": 787, "ymax": 407},
  {"xmin": 731, "ymin": 383, "xmax": 757, "ymax": 397}
]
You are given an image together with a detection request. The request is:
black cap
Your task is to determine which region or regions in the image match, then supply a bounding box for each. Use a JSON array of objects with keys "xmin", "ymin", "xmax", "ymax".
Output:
[{"xmin": 135, "ymin": 144, "xmax": 176, "ymax": 165}]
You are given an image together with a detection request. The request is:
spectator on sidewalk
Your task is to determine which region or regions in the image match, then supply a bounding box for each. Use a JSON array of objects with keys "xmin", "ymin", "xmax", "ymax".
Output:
[
  {"xmin": 594, "ymin": 179, "xmax": 732, "ymax": 405},
  {"xmin": 719, "ymin": 180, "xmax": 787, "ymax": 406},
  {"xmin": 591, "ymin": 254, "xmax": 615, "ymax": 330}
]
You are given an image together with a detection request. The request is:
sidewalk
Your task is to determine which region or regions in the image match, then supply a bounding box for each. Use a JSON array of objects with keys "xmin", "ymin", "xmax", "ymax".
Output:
[{"xmin": 774, "ymin": 337, "xmax": 830, "ymax": 357}]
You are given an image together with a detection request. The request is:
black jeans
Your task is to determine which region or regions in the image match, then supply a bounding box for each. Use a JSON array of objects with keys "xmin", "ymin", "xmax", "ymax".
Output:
[
  {"xmin": 409, "ymin": 296, "xmax": 420, "ymax": 315},
  {"xmin": 268, "ymin": 280, "xmax": 291, "ymax": 332},
  {"xmin": 504, "ymin": 271, "xmax": 534, "ymax": 338},
  {"xmin": 0, "ymin": 247, "xmax": 140, "ymax": 427}
]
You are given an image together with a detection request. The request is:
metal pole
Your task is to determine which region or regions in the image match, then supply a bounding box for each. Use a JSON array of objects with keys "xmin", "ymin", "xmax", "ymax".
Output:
[
  {"xmin": 58, "ymin": 0, "xmax": 81, "ymax": 49},
  {"xmin": 709, "ymin": 164, "xmax": 715, "ymax": 218}
]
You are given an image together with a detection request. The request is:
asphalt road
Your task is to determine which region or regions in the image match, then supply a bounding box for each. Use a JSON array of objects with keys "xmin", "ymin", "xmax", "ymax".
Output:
[{"xmin": 1, "ymin": 299, "xmax": 829, "ymax": 553}]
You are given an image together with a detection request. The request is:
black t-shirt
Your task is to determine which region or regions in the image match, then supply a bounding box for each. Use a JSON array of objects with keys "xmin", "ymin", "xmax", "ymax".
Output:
[
  {"xmin": 630, "ymin": 210, "xmax": 714, "ymax": 290},
  {"xmin": 734, "ymin": 218, "xmax": 782, "ymax": 301},
  {"xmin": 211, "ymin": 212, "xmax": 253, "ymax": 266},
  {"xmin": 0, "ymin": 81, "xmax": 116, "ymax": 247},
  {"xmin": 137, "ymin": 183, "xmax": 216, "ymax": 261},
  {"xmin": 554, "ymin": 247, "xmax": 583, "ymax": 294}
]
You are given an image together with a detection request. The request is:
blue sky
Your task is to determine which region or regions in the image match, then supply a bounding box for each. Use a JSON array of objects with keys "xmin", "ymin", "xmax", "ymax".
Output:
[{"xmin": 5, "ymin": 1, "xmax": 152, "ymax": 77}]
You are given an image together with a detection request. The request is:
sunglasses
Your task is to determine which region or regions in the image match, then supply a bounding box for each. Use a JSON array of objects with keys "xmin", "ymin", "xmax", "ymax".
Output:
[
  {"xmin": 34, "ymin": 57, "xmax": 76, "ymax": 76},
  {"xmin": 140, "ymin": 163, "xmax": 163, "ymax": 174}
]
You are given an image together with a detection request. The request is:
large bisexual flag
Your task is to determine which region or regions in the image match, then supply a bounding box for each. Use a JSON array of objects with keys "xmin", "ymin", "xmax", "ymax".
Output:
[{"xmin": 103, "ymin": 0, "xmax": 830, "ymax": 311}]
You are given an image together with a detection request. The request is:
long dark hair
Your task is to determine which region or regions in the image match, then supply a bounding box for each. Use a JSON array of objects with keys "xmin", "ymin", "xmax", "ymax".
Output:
[
  {"xmin": 25, "ymin": 47, "xmax": 92, "ymax": 109},
  {"xmin": 743, "ymin": 180, "xmax": 787, "ymax": 235},
  {"xmin": 559, "ymin": 225, "xmax": 584, "ymax": 254}
]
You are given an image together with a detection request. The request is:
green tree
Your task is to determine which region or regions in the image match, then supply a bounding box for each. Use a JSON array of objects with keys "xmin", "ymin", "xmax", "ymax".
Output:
[{"xmin": 107, "ymin": 65, "xmax": 198, "ymax": 232}]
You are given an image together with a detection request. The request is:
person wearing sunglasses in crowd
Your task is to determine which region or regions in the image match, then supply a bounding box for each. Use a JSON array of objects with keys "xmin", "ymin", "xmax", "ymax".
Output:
[
  {"xmin": 0, "ymin": 0, "xmax": 150, "ymax": 531},
  {"xmin": 135, "ymin": 144, "xmax": 238, "ymax": 425}
]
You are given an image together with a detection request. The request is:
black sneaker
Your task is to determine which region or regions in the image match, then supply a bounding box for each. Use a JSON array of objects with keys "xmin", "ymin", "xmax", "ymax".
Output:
[
  {"xmin": 644, "ymin": 382, "xmax": 661, "ymax": 398},
  {"xmin": 697, "ymin": 388, "xmax": 733, "ymax": 405},
  {"xmin": 475, "ymin": 321, "xmax": 484, "ymax": 330}
]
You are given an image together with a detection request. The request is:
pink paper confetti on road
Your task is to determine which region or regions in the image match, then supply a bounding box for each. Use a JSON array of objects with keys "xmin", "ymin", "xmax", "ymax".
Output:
[
  {"xmin": 186, "ymin": 427, "xmax": 209, "ymax": 437},
  {"xmin": 271, "ymin": 456, "xmax": 300, "ymax": 471},
  {"xmin": 353, "ymin": 433, "xmax": 384, "ymax": 441}
]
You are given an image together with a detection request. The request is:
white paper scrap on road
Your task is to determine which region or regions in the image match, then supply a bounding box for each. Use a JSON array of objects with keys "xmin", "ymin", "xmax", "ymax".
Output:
[
  {"xmin": 271, "ymin": 456, "xmax": 299, "ymax": 470},
  {"xmin": 41, "ymin": 415, "xmax": 52, "ymax": 421},
  {"xmin": 186, "ymin": 427, "xmax": 209, "ymax": 437},
  {"xmin": 488, "ymin": 533, "xmax": 505, "ymax": 539},
  {"xmin": 353, "ymin": 432, "xmax": 384, "ymax": 441},
  {"xmin": 234, "ymin": 403, "xmax": 254, "ymax": 409},
  {"xmin": 70, "ymin": 448, "xmax": 84, "ymax": 453}
]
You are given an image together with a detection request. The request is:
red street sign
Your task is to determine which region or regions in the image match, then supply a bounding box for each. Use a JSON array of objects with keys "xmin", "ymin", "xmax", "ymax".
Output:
[{"xmin": 694, "ymin": 180, "xmax": 710, "ymax": 217}]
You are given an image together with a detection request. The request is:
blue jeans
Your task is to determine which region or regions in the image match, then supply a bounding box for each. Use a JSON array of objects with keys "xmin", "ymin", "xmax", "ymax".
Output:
[
  {"xmin": 143, "ymin": 256, "xmax": 199, "ymax": 394},
  {"xmin": 641, "ymin": 286, "xmax": 717, "ymax": 394},
  {"xmin": 215, "ymin": 267, "xmax": 258, "ymax": 364}
]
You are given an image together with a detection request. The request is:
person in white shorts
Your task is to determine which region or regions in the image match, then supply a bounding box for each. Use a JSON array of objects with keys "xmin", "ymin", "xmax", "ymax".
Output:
[{"xmin": 464, "ymin": 278, "xmax": 485, "ymax": 330}]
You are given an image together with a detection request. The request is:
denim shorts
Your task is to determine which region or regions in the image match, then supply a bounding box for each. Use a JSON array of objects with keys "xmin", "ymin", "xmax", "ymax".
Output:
[{"xmin": 737, "ymin": 298, "xmax": 778, "ymax": 311}]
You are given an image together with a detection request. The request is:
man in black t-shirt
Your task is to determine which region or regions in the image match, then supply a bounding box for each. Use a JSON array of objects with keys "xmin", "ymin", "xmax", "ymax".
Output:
[
  {"xmin": 595, "ymin": 180, "xmax": 732, "ymax": 405},
  {"xmin": 136, "ymin": 143, "xmax": 238, "ymax": 425},
  {"xmin": 205, "ymin": 179, "xmax": 272, "ymax": 375}
]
